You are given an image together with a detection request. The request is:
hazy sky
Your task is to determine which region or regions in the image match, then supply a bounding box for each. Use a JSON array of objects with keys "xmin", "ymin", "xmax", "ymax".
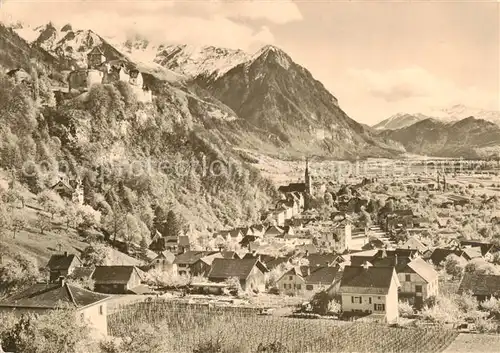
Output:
[{"xmin": 1, "ymin": 0, "xmax": 499, "ymax": 124}]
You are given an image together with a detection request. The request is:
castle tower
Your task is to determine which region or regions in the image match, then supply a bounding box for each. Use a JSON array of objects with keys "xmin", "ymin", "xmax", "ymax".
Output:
[{"xmin": 87, "ymin": 47, "xmax": 106, "ymax": 70}]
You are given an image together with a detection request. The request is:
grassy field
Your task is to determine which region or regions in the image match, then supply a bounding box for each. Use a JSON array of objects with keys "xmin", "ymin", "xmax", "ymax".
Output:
[
  {"xmin": 109, "ymin": 301, "xmax": 460, "ymax": 353},
  {"xmin": 442, "ymin": 333, "xmax": 500, "ymax": 353}
]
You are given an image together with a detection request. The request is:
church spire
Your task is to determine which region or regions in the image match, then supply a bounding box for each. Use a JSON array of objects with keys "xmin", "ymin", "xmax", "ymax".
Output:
[{"xmin": 305, "ymin": 157, "xmax": 311, "ymax": 194}]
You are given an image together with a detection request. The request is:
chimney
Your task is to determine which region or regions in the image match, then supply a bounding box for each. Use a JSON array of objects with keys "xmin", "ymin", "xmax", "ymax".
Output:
[
  {"xmin": 362, "ymin": 261, "xmax": 371, "ymax": 270},
  {"xmin": 394, "ymin": 254, "xmax": 398, "ymax": 266},
  {"xmin": 64, "ymin": 251, "xmax": 68, "ymax": 257},
  {"xmin": 305, "ymin": 250, "xmax": 309, "ymax": 257},
  {"xmin": 58, "ymin": 276, "xmax": 65, "ymax": 286}
]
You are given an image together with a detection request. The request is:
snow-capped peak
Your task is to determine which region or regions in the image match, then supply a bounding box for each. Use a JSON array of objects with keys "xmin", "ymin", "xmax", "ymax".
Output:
[
  {"xmin": 153, "ymin": 44, "xmax": 251, "ymax": 79},
  {"xmin": 249, "ymin": 44, "xmax": 291, "ymax": 70}
]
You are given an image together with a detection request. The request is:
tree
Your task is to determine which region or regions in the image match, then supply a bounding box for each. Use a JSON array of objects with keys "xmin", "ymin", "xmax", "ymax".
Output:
[
  {"xmin": 0, "ymin": 253, "xmax": 40, "ymax": 295},
  {"xmin": 2, "ymin": 307, "xmax": 96, "ymax": 353},
  {"xmin": 35, "ymin": 212, "xmax": 52, "ymax": 234},
  {"xmin": 0, "ymin": 202, "xmax": 12, "ymax": 237},
  {"xmin": 36, "ymin": 190, "xmax": 64, "ymax": 219},
  {"xmin": 399, "ymin": 300, "xmax": 414, "ymax": 318},
  {"xmin": 165, "ymin": 210, "xmax": 181, "ymax": 238},
  {"xmin": 81, "ymin": 243, "xmax": 110, "ymax": 266},
  {"xmin": 103, "ymin": 207, "xmax": 126, "ymax": 245},
  {"xmin": 10, "ymin": 215, "xmax": 27, "ymax": 239},
  {"xmin": 101, "ymin": 322, "xmax": 172, "ymax": 353},
  {"xmin": 76, "ymin": 204, "xmax": 101, "ymax": 230},
  {"xmin": 61, "ymin": 202, "xmax": 79, "ymax": 229},
  {"xmin": 444, "ymin": 254, "xmax": 466, "ymax": 279},
  {"xmin": 120, "ymin": 213, "xmax": 143, "ymax": 247},
  {"xmin": 310, "ymin": 290, "xmax": 332, "ymax": 315}
]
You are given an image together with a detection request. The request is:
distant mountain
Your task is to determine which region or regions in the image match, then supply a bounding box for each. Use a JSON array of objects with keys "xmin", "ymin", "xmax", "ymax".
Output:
[
  {"xmin": 11, "ymin": 22, "xmax": 402, "ymax": 159},
  {"xmin": 427, "ymin": 104, "xmax": 500, "ymax": 126},
  {"xmin": 373, "ymin": 113, "xmax": 429, "ymax": 130},
  {"xmin": 375, "ymin": 104, "xmax": 500, "ymax": 130},
  {"xmin": 379, "ymin": 117, "xmax": 500, "ymax": 158},
  {"xmin": 0, "ymin": 23, "xmax": 58, "ymax": 71},
  {"xmin": 169, "ymin": 44, "xmax": 401, "ymax": 158}
]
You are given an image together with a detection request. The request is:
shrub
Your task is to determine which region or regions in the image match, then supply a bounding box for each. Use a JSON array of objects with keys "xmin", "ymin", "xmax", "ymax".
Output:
[
  {"xmin": 256, "ymin": 341, "xmax": 288, "ymax": 353},
  {"xmin": 398, "ymin": 300, "xmax": 414, "ymax": 318}
]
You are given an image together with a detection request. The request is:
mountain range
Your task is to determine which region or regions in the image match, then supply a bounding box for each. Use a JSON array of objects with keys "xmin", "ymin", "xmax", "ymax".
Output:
[
  {"xmin": 9, "ymin": 22, "xmax": 402, "ymax": 160},
  {"xmin": 374, "ymin": 105, "xmax": 500, "ymax": 130},
  {"xmin": 4, "ymin": 22, "xmax": 499, "ymax": 160},
  {"xmin": 379, "ymin": 117, "xmax": 500, "ymax": 159}
]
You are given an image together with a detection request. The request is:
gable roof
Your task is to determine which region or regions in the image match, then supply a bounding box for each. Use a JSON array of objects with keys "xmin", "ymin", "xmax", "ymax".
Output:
[
  {"xmin": 340, "ymin": 266, "xmax": 397, "ymax": 295},
  {"xmin": 265, "ymin": 226, "xmax": 284, "ymax": 236},
  {"xmin": 406, "ymin": 257, "xmax": 438, "ymax": 283},
  {"xmin": 153, "ymin": 251, "xmax": 176, "ymax": 264},
  {"xmin": 208, "ymin": 258, "xmax": 268, "ymax": 280},
  {"xmin": 278, "ymin": 183, "xmax": 306, "ymax": 193},
  {"xmin": 47, "ymin": 253, "xmax": 81, "ymax": 271},
  {"xmin": 462, "ymin": 247, "xmax": 483, "ymax": 260},
  {"xmin": 306, "ymin": 253, "xmax": 340, "ymax": 267},
  {"xmin": 0, "ymin": 282, "xmax": 109, "ymax": 309},
  {"xmin": 429, "ymin": 248, "xmax": 465, "ymax": 266},
  {"xmin": 173, "ymin": 251, "xmax": 214, "ymax": 265},
  {"xmin": 305, "ymin": 266, "xmax": 340, "ymax": 285},
  {"xmin": 458, "ymin": 273, "xmax": 500, "ymax": 296},
  {"xmin": 402, "ymin": 236, "xmax": 428, "ymax": 253},
  {"xmin": 92, "ymin": 266, "xmax": 142, "ymax": 284}
]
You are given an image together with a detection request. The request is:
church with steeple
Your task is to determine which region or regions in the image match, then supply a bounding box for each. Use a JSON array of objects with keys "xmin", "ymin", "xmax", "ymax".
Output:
[{"xmin": 278, "ymin": 158, "xmax": 313, "ymax": 196}]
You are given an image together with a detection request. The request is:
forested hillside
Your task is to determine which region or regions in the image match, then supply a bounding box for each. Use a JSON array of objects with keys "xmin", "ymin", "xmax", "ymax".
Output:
[{"xmin": 0, "ymin": 69, "xmax": 277, "ymax": 247}]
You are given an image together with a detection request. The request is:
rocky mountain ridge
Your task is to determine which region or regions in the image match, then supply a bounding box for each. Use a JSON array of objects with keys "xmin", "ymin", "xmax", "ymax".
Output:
[
  {"xmin": 374, "ymin": 104, "xmax": 500, "ymax": 130},
  {"xmin": 379, "ymin": 117, "xmax": 500, "ymax": 158}
]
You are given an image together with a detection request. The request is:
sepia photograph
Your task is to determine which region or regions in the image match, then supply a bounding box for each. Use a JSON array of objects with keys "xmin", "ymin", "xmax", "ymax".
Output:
[{"xmin": 0, "ymin": 0, "xmax": 499, "ymax": 352}]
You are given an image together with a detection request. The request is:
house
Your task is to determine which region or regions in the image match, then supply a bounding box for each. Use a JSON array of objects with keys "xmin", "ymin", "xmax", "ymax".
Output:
[
  {"xmin": 296, "ymin": 243, "xmax": 319, "ymax": 255},
  {"xmin": 46, "ymin": 252, "xmax": 83, "ymax": 282},
  {"xmin": 92, "ymin": 266, "xmax": 145, "ymax": 294},
  {"xmin": 265, "ymin": 226, "xmax": 284, "ymax": 237},
  {"xmin": 173, "ymin": 251, "xmax": 214, "ymax": 276},
  {"xmin": 436, "ymin": 217, "xmax": 451, "ymax": 229},
  {"xmin": 458, "ymin": 273, "xmax": 500, "ymax": 301},
  {"xmin": 306, "ymin": 253, "xmax": 343, "ymax": 267},
  {"xmin": 305, "ymin": 266, "xmax": 342, "ymax": 294},
  {"xmin": 459, "ymin": 239, "xmax": 498, "ymax": 257},
  {"xmin": 402, "ymin": 236, "xmax": 429, "ymax": 254},
  {"xmin": 207, "ymin": 258, "xmax": 268, "ymax": 292},
  {"xmin": 150, "ymin": 250, "xmax": 176, "ymax": 272},
  {"xmin": 339, "ymin": 264, "xmax": 400, "ymax": 323},
  {"xmin": 50, "ymin": 177, "xmax": 84, "ymax": 205},
  {"xmin": 277, "ymin": 266, "xmax": 309, "ymax": 295},
  {"xmin": 191, "ymin": 252, "xmax": 224, "ymax": 277},
  {"xmin": 428, "ymin": 248, "xmax": 468, "ymax": 266},
  {"xmin": 0, "ymin": 279, "xmax": 110, "ymax": 337},
  {"xmin": 277, "ymin": 265, "xmax": 342, "ymax": 297},
  {"xmin": 398, "ymin": 257, "xmax": 439, "ymax": 308},
  {"xmin": 149, "ymin": 233, "xmax": 190, "ymax": 254},
  {"xmin": 385, "ymin": 210, "xmax": 415, "ymax": 230}
]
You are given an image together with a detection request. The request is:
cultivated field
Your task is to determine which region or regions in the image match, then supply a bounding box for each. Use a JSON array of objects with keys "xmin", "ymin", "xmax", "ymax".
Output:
[
  {"xmin": 109, "ymin": 301, "xmax": 460, "ymax": 353},
  {"xmin": 442, "ymin": 333, "xmax": 500, "ymax": 353}
]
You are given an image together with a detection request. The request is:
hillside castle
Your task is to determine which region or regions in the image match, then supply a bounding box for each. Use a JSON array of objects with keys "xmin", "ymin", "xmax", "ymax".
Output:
[{"xmin": 67, "ymin": 47, "xmax": 152, "ymax": 103}]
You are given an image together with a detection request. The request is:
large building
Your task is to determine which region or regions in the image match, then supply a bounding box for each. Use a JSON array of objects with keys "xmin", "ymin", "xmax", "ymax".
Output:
[
  {"xmin": 0, "ymin": 279, "xmax": 110, "ymax": 337},
  {"xmin": 67, "ymin": 46, "xmax": 152, "ymax": 103}
]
